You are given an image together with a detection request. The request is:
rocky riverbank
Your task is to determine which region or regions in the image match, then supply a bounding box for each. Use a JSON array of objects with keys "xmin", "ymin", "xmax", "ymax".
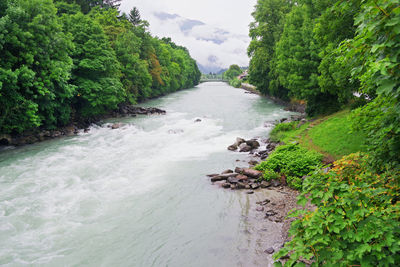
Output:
[
  {"xmin": 0, "ymin": 105, "xmax": 166, "ymax": 147},
  {"xmin": 207, "ymin": 113, "xmax": 311, "ymax": 262}
]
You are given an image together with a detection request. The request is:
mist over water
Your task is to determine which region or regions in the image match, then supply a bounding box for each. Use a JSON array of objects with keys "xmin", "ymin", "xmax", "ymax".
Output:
[{"xmin": 0, "ymin": 82, "xmax": 291, "ymax": 266}]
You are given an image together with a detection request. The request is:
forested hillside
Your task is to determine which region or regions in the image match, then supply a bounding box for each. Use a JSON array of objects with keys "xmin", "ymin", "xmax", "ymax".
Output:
[{"xmin": 0, "ymin": 0, "xmax": 201, "ymax": 135}]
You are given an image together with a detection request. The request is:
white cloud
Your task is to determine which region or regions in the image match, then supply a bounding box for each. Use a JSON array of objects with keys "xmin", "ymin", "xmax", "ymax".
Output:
[{"xmin": 120, "ymin": 0, "xmax": 257, "ymax": 71}]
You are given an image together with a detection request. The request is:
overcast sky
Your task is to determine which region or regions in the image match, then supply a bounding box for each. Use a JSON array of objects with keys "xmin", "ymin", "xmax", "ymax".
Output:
[{"xmin": 120, "ymin": 0, "xmax": 257, "ymax": 72}]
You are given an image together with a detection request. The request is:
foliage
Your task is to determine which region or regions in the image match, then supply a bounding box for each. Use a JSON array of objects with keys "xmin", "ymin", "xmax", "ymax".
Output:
[
  {"xmin": 223, "ymin": 64, "xmax": 242, "ymax": 81},
  {"xmin": 255, "ymin": 144, "xmax": 322, "ymax": 189},
  {"xmin": 229, "ymin": 78, "xmax": 242, "ymax": 88},
  {"xmin": 351, "ymin": 96, "xmax": 400, "ymax": 168},
  {"xmin": 0, "ymin": 1, "xmax": 200, "ymax": 134},
  {"xmin": 0, "ymin": 0, "xmax": 74, "ymax": 133},
  {"xmin": 274, "ymin": 153, "xmax": 400, "ymax": 266},
  {"xmin": 269, "ymin": 121, "xmax": 298, "ymax": 142}
]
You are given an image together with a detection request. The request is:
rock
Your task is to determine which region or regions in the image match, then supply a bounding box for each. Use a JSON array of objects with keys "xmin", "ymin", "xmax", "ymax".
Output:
[
  {"xmin": 84, "ymin": 128, "xmax": 90, "ymax": 133},
  {"xmin": 235, "ymin": 167, "xmax": 244, "ymax": 174},
  {"xmin": 211, "ymin": 173, "xmax": 238, "ymax": 182},
  {"xmin": 227, "ymin": 177, "xmax": 239, "ymax": 184},
  {"xmin": 228, "ymin": 144, "xmax": 238, "ymax": 151},
  {"xmin": 242, "ymin": 168, "xmax": 263, "ymax": 179},
  {"xmin": 206, "ymin": 174, "xmax": 219, "ymax": 177},
  {"xmin": 194, "ymin": 118, "xmax": 202, "ymax": 122},
  {"xmin": 239, "ymin": 143, "xmax": 252, "ymax": 152},
  {"xmin": 260, "ymin": 181, "xmax": 271, "ymax": 188},
  {"xmin": 250, "ymin": 183, "xmax": 260, "ymax": 190},
  {"xmin": 257, "ymin": 199, "xmax": 270, "ymax": 205},
  {"xmin": 222, "ymin": 169, "xmax": 233, "ymax": 174},
  {"xmin": 111, "ymin": 123, "xmax": 124, "ymax": 129},
  {"xmin": 51, "ymin": 131, "xmax": 62, "ymax": 138},
  {"xmin": 265, "ymin": 210, "xmax": 278, "ymax": 217},
  {"xmin": 264, "ymin": 248, "xmax": 275, "ymax": 254},
  {"xmin": 236, "ymin": 174, "xmax": 248, "ymax": 182},
  {"xmin": 246, "ymin": 140, "xmax": 260, "ymax": 149},
  {"xmin": 236, "ymin": 137, "xmax": 246, "ymax": 145},
  {"xmin": 236, "ymin": 182, "xmax": 246, "ymax": 189},
  {"xmin": 211, "ymin": 176, "xmax": 226, "ymax": 182},
  {"xmin": 247, "ymin": 190, "xmax": 254, "ymax": 194},
  {"xmin": 271, "ymin": 179, "xmax": 281, "ymax": 187},
  {"xmin": 256, "ymin": 206, "xmax": 264, "ymax": 212},
  {"xmin": 245, "ymin": 185, "xmax": 251, "ymax": 189},
  {"xmin": 280, "ymin": 118, "xmax": 288, "ymax": 123},
  {"xmin": 222, "ymin": 183, "xmax": 231, "ymax": 189},
  {"xmin": 264, "ymin": 121, "xmax": 275, "ymax": 128},
  {"xmin": 230, "ymin": 184, "xmax": 237, "ymax": 190},
  {"xmin": 0, "ymin": 134, "xmax": 12, "ymax": 146},
  {"xmin": 248, "ymin": 160, "xmax": 259, "ymax": 166}
]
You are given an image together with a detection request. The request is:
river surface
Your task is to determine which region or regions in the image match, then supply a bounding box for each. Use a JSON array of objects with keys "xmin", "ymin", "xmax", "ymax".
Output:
[{"xmin": 0, "ymin": 82, "xmax": 292, "ymax": 267}]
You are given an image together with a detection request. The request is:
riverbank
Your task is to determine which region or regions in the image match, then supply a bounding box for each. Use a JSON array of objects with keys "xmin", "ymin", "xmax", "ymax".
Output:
[{"xmin": 0, "ymin": 105, "xmax": 166, "ymax": 147}]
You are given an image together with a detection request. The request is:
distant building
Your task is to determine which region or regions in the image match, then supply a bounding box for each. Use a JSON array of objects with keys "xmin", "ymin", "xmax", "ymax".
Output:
[{"xmin": 237, "ymin": 70, "xmax": 249, "ymax": 80}]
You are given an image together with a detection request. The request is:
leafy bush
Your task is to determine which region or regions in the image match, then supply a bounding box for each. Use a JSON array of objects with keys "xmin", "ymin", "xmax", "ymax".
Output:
[
  {"xmin": 255, "ymin": 144, "xmax": 322, "ymax": 189},
  {"xmin": 274, "ymin": 153, "xmax": 400, "ymax": 266},
  {"xmin": 229, "ymin": 78, "xmax": 242, "ymax": 88}
]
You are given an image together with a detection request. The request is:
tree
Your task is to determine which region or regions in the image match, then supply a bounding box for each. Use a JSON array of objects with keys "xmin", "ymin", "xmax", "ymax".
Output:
[
  {"xmin": 223, "ymin": 65, "xmax": 242, "ymax": 81},
  {"xmin": 0, "ymin": 0, "xmax": 74, "ymax": 133},
  {"xmin": 128, "ymin": 7, "xmax": 141, "ymax": 26},
  {"xmin": 61, "ymin": 12, "xmax": 124, "ymax": 117}
]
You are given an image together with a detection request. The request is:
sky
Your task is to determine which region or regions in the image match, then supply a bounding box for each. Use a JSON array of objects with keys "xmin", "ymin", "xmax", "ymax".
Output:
[{"xmin": 120, "ymin": 0, "xmax": 257, "ymax": 72}]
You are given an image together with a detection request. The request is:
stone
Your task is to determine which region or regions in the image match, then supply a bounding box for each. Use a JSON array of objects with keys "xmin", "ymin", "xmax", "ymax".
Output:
[
  {"xmin": 236, "ymin": 174, "xmax": 248, "ymax": 181},
  {"xmin": 235, "ymin": 167, "xmax": 244, "ymax": 174},
  {"xmin": 222, "ymin": 169, "xmax": 233, "ymax": 174},
  {"xmin": 260, "ymin": 181, "xmax": 271, "ymax": 188},
  {"xmin": 246, "ymin": 140, "xmax": 260, "ymax": 149},
  {"xmin": 247, "ymin": 190, "xmax": 254, "ymax": 194},
  {"xmin": 194, "ymin": 118, "xmax": 202, "ymax": 122},
  {"xmin": 227, "ymin": 177, "xmax": 239, "ymax": 184},
  {"xmin": 206, "ymin": 174, "xmax": 219, "ymax": 177},
  {"xmin": 265, "ymin": 210, "xmax": 277, "ymax": 217},
  {"xmin": 250, "ymin": 183, "xmax": 260, "ymax": 190},
  {"xmin": 248, "ymin": 160, "xmax": 259, "ymax": 166},
  {"xmin": 264, "ymin": 248, "xmax": 275, "ymax": 254},
  {"xmin": 230, "ymin": 184, "xmax": 237, "ymax": 190},
  {"xmin": 222, "ymin": 183, "xmax": 231, "ymax": 189},
  {"xmin": 236, "ymin": 182, "xmax": 246, "ymax": 189},
  {"xmin": 236, "ymin": 137, "xmax": 246, "ymax": 145},
  {"xmin": 228, "ymin": 144, "xmax": 238, "ymax": 151},
  {"xmin": 211, "ymin": 173, "xmax": 238, "ymax": 182},
  {"xmin": 211, "ymin": 176, "xmax": 226, "ymax": 182},
  {"xmin": 245, "ymin": 185, "xmax": 251, "ymax": 189},
  {"xmin": 111, "ymin": 123, "xmax": 124, "ymax": 129},
  {"xmin": 242, "ymin": 168, "xmax": 263, "ymax": 179},
  {"xmin": 239, "ymin": 143, "xmax": 252, "ymax": 152},
  {"xmin": 271, "ymin": 179, "xmax": 281, "ymax": 187},
  {"xmin": 256, "ymin": 206, "xmax": 264, "ymax": 212}
]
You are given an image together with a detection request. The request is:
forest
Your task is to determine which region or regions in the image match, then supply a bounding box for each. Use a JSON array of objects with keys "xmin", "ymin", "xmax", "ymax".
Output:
[
  {"xmin": 248, "ymin": 0, "xmax": 400, "ymax": 265},
  {"xmin": 0, "ymin": 0, "xmax": 201, "ymax": 135}
]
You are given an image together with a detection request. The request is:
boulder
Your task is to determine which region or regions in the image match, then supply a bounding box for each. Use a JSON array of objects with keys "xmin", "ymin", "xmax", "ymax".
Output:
[
  {"xmin": 271, "ymin": 179, "xmax": 281, "ymax": 187},
  {"xmin": 236, "ymin": 174, "xmax": 248, "ymax": 181},
  {"xmin": 221, "ymin": 183, "xmax": 231, "ymax": 189},
  {"xmin": 194, "ymin": 118, "xmax": 202, "ymax": 122},
  {"xmin": 111, "ymin": 123, "xmax": 124, "ymax": 129},
  {"xmin": 228, "ymin": 144, "xmax": 238, "ymax": 151},
  {"xmin": 242, "ymin": 168, "xmax": 263, "ymax": 179},
  {"xmin": 246, "ymin": 140, "xmax": 260, "ymax": 149},
  {"xmin": 211, "ymin": 176, "xmax": 226, "ymax": 182},
  {"xmin": 211, "ymin": 173, "xmax": 238, "ymax": 182},
  {"xmin": 236, "ymin": 137, "xmax": 246, "ymax": 145},
  {"xmin": 221, "ymin": 169, "xmax": 233, "ymax": 174},
  {"xmin": 260, "ymin": 181, "xmax": 271, "ymax": 188},
  {"xmin": 239, "ymin": 143, "xmax": 252, "ymax": 152},
  {"xmin": 235, "ymin": 167, "xmax": 244, "ymax": 174},
  {"xmin": 250, "ymin": 183, "xmax": 260, "ymax": 190},
  {"xmin": 236, "ymin": 182, "xmax": 246, "ymax": 189},
  {"xmin": 247, "ymin": 190, "xmax": 254, "ymax": 194},
  {"xmin": 227, "ymin": 176, "xmax": 239, "ymax": 184},
  {"xmin": 248, "ymin": 160, "xmax": 259, "ymax": 166},
  {"xmin": 206, "ymin": 174, "xmax": 219, "ymax": 177}
]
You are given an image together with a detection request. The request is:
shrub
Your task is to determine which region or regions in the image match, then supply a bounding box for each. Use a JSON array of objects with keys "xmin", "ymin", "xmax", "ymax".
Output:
[
  {"xmin": 274, "ymin": 153, "xmax": 400, "ymax": 266},
  {"xmin": 229, "ymin": 78, "xmax": 242, "ymax": 88},
  {"xmin": 254, "ymin": 144, "xmax": 322, "ymax": 189}
]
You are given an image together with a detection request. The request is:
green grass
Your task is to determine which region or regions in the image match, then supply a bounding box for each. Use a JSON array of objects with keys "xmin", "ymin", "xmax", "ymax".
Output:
[
  {"xmin": 269, "ymin": 110, "xmax": 367, "ymax": 161},
  {"xmin": 306, "ymin": 110, "xmax": 366, "ymax": 159}
]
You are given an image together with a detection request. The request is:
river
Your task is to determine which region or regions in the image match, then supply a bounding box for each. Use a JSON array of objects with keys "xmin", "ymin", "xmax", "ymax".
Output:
[{"xmin": 0, "ymin": 82, "xmax": 292, "ymax": 267}]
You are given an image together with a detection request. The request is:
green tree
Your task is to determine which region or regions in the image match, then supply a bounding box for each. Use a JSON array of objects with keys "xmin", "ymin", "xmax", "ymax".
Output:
[
  {"xmin": 0, "ymin": 0, "xmax": 74, "ymax": 133},
  {"xmin": 223, "ymin": 64, "xmax": 242, "ymax": 81},
  {"xmin": 61, "ymin": 12, "xmax": 124, "ymax": 117}
]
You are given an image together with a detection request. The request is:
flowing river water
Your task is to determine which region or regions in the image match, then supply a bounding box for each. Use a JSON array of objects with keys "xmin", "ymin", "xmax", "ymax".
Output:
[{"xmin": 0, "ymin": 82, "xmax": 293, "ymax": 267}]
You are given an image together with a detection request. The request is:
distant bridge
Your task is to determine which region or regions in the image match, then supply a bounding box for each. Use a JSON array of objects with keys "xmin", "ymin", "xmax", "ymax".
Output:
[{"xmin": 199, "ymin": 78, "xmax": 228, "ymax": 83}]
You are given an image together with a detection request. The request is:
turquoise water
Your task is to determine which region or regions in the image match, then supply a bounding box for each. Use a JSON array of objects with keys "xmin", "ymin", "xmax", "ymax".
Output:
[{"xmin": 0, "ymin": 82, "xmax": 291, "ymax": 266}]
